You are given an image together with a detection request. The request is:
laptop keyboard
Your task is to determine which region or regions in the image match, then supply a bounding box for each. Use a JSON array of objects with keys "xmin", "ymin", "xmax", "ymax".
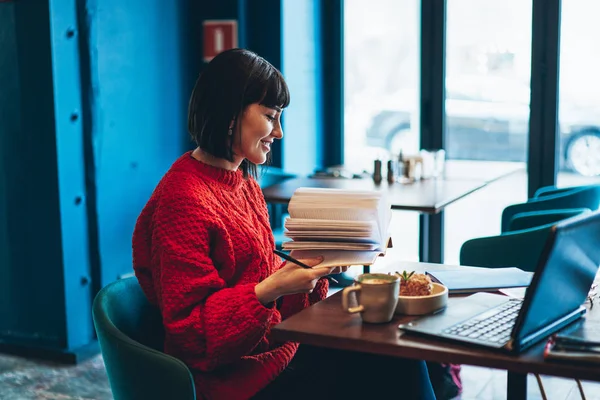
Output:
[{"xmin": 442, "ymin": 300, "xmax": 523, "ymax": 344}]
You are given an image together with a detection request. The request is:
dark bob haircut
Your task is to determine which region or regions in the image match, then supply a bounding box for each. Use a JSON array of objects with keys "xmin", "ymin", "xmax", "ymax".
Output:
[{"xmin": 188, "ymin": 48, "xmax": 290, "ymax": 178}]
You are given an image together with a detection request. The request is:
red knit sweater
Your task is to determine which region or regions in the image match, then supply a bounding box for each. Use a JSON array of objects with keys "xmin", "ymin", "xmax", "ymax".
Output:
[{"xmin": 132, "ymin": 152, "xmax": 328, "ymax": 400}]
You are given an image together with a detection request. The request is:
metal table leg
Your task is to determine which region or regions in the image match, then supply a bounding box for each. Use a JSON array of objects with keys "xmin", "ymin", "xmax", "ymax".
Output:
[
  {"xmin": 507, "ymin": 372, "xmax": 527, "ymax": 400},
  {"xmin": 419, "ymin": 211, "xmax": 444, "ymax": 263}
]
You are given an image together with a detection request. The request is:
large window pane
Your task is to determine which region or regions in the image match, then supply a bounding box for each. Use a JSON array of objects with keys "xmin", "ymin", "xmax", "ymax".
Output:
[
  {"xmin": 557, "ymin": 1, "xmax": 600, "ymax": 187},
  {"xmin": 444, "ymin": 0, "xmax": 531, "ymax": 264},
  {"xmin": 344, "ymin": 0, "xmax": 421, "ymax": 261}
]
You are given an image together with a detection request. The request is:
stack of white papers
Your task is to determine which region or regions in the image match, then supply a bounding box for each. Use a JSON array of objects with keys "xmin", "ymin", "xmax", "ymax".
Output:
[{"xmin": 282, "ymin": 188, "xmax": 392, "ymax": 266}]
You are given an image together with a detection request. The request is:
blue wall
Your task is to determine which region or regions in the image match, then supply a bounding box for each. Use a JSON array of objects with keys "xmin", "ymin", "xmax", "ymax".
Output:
[
  {"xmin": 87, "ymin": 0, "xmax": 192, "ymax": 288},
  {"xmin": 0, "ymin": 0, "xmax": 192, "ymax": 358},
  {"xmin": 0, "ymin": 0, "xmax": 324, "ymax": 359}
]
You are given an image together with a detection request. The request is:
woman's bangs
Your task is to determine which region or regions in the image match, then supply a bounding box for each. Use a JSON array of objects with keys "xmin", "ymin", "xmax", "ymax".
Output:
[{"xmin": 259, "ymin": 71, "xmax": 290, "ymax": 109}]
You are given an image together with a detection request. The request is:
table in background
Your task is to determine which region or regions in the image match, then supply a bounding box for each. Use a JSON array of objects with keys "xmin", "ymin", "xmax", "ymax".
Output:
[
  {"xmin": 272, "ymin": 259, "xmax": 600, "ymax": 400},
  {"xmin": 444, "ymin": 160, "xmax": 525, "ymax": 183},
  {"xmin": 262, "ymin": 161, "xmax": 524, "ymax": 263}
]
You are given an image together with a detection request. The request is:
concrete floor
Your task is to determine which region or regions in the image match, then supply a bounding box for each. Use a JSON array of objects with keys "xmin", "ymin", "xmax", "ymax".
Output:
[
  {"xmin": 0, "ymin": 353, "xmax": 111, "ymax": 400},
  {"xmin": 1, "ymin": 351, "xmax": 599, "ymax": 399}
]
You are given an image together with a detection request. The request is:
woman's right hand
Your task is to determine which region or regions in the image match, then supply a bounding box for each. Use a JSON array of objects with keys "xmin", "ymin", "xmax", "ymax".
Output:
[{"xmin": 255, "ymin": 258, "xmax": 335, "ymax": 305}]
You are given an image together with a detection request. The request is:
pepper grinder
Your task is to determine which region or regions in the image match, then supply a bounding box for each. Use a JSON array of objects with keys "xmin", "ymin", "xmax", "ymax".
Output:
[
  {"xmin": 387, "ymin": 160, "xmax": 395, "ymax": 184},
  {"xmin": 373, "ymin": 159, "xmax": 382, "ymax": 184},
  {"xmin": 396, "ymin": 151, "xmax": 405, "ymax": 179}
]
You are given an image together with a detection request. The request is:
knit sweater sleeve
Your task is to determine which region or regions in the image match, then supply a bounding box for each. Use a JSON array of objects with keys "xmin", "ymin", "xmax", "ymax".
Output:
[
  {"xmin": 276, "ymin": 278, "xmax": 328, "ymax": 321},
  {"xmin": 248, "ymin": 179, "xmax": 330, "ymax": 320},
  {"xmin": 151, "ymin": 194, "xmax": 279, "ymax": 372}
]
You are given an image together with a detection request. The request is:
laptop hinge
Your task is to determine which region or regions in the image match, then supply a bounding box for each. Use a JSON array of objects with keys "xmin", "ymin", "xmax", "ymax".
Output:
[
  {"xmin": 514, "ymin": 306, "xmax": 586, "ymax": 351},
  {"xmin": 505, "ymin": 338, "xmax": 515, "ymax": 352}
]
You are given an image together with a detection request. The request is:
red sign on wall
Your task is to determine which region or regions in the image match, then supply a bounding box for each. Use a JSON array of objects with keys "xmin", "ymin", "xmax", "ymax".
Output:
[{"xmin": 203, "ymin": 20, "xmax": 238, "ymax": 63}]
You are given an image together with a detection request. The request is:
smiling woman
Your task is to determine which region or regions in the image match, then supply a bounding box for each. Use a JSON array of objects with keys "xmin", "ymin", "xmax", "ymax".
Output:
[
  {"xmin": 126, "ymin": 48, "xmax": 436, "ymax": 400},
  {"xmin": 131, "ymin": 49, "xmax": 339, "ymax": 399}
]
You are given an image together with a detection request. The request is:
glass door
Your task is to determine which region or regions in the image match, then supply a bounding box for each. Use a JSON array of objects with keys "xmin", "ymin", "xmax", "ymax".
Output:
[
  {"xmin": 443, "ymin": 0, "xmax": 532, "ymax": 264},
  {"xmin": 344, "ymin": 0, "xmax": 421, "ymax": 261},
  {"xmin": 557, "ymin": 0, "xmax": 600, "ymax": 187}
]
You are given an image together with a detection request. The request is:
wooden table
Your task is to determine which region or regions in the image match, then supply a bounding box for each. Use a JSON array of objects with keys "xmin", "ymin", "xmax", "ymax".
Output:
[
  {"xmin": 262, "ymin": 160, "xmax": 524, "ymax": 263},
  {"xmin": 272, "ymin": 261, "xmax": 600, "ymax": 399},
  {"xmin": 262, "ymin": 177, "xmax": 487, "ymax": 214},
  {"xmin": 263, "ymin": 177, "xmax": 486, "ymax": 263}
]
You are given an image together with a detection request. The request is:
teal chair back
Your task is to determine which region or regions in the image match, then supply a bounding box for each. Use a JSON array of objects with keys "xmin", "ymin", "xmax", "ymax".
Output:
[
  {"xmin": 501, "ymin": 185, "xmax": 600, "ymax": 232},
  {"xmin": 461, "ymin": 208, "xmax": 591, "ymax": 272},
  {"xmin": 533, "ymin": 183, "xmax": 600, "ymax": 198},
  {"xmin": 507, "ymin": 208, "xmax": 591, "ymax": 232},
  {"xmin": 460, "ymin": 223, "xmax": 554, "ymax": 272},
  {"xmin": 93, "ymin": 277, "xmax": 196, "ymax": 400}
]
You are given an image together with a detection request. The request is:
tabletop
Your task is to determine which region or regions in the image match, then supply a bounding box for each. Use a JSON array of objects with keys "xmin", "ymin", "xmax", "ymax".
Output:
[
  {"xmin": 262, "ymin": 160, "xmax": 524, "ymax": 213},
  {"xmin": 272, "ymin": 261, "xmax": 600, "ymax": 382},
  {"xmin": 262, "ymin": 177, "xmax": 487, "ymax": 214},
  {"xmin": 443, "ymin": 160, "xmax": 524, "ymax": 183}
]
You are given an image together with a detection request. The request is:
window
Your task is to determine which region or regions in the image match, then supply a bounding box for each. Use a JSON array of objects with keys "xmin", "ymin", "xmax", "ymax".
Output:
[
  {"xmin": 344, "ymin": 0, "xmax": 421, "ymax": 261},
  {"xmin": 557, "ymin": 0, "xmax": 600, "ymax": 185},
  {"xmin": 443, "ymin": 0, "xmax": 531, "ymax": 263}
]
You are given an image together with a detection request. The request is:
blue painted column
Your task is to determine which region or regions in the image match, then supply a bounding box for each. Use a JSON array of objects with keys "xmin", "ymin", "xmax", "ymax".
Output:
[
  {"xmin": 83, "ymin": 0, "xmax": 192, "ymax": 290},
  {"xmin": 0, "ymin": 0, "xmax": 95, "ymax": 361},
  {"xmin": 0, "ymin": 0, "xmax": 192, "ymax": 362}
]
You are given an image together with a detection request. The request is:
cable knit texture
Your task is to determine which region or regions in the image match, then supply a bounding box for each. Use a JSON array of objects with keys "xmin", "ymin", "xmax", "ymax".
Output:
[{"xmin": 132, "ymin": 152, "xmax": 328, "ymax": 400}]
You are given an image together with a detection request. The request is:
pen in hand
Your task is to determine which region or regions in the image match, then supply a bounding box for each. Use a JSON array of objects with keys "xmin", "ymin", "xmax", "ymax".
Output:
[{"xmin": 273, "ymin": 249, "xmax": 339, "ymax": 284}]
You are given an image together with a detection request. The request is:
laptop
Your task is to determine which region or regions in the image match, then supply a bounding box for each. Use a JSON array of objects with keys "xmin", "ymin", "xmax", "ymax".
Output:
[{"xmin": 399, "ymin": 210, "xmax": 600, "ymax": 353}]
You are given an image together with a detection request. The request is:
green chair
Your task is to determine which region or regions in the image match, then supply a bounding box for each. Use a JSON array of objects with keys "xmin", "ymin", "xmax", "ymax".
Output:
[
  {"xmin": 93, "ymin": 277, "xmax": 196, "ymax": 400},
  {"xmin": 460, "ymin": 208, "xmax": 591, "ymax": 272},
  {"xmin": 501, "ymin": 185, "xmax": 600, "ymax": 233},
  {"xmin": 506, "ymin": 208, "xmax": 591, "ymax": 232},
  {"xmin": 533, "ymin": 183, "xmax": 600, "ymax": 198}
]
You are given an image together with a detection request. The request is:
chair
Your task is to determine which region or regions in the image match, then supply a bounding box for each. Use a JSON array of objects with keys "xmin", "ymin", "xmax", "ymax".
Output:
[
  {"xmin": 501, "ymin": 185, "xmax": 600, "ymax": 232},
  {"xmin": 533, "ymin": 183, "xmax": 600, "ymax": 198},
  {"xmin": 93, "ymin": 277, "xmax": 196, "ymax": 400},
  {"xmin": 506, "ymin": 208, "xmax": 591, "ymax": 232},
  {"xmin": 460, "ymin": 208, "xmax": 591, "ymax": 272}
]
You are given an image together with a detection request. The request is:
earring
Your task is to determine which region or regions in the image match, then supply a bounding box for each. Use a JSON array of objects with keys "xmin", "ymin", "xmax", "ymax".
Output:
[{"xmin": 228, "ymin": 128, "xmax": 233, "ymax": 136}]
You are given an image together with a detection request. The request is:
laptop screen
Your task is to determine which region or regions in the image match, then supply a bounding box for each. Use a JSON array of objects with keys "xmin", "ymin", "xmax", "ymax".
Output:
[{"xmin": 514, "ymin": 211, "xmax": 600, "ymax": 342}]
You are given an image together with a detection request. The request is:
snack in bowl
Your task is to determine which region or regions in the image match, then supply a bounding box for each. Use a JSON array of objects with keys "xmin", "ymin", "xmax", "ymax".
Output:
[
  {"xmin": 395, "ymin": 270, "xmax": 448, "ymax": 315},
  {"xmin": 398, "ymin": 271, "xmax": 433, "ymax": 296}
]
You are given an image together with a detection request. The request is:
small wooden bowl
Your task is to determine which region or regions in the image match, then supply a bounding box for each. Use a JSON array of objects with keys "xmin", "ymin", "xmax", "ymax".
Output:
[{"xmin": 395, "ymin": 283, "xmax": 448, "ymax": 315}]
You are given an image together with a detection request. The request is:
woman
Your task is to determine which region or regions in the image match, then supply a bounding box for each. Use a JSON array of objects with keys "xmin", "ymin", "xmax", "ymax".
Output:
[{"xmin": 132, "ymin": 48, "xmax": 437, "ymax": 400}]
